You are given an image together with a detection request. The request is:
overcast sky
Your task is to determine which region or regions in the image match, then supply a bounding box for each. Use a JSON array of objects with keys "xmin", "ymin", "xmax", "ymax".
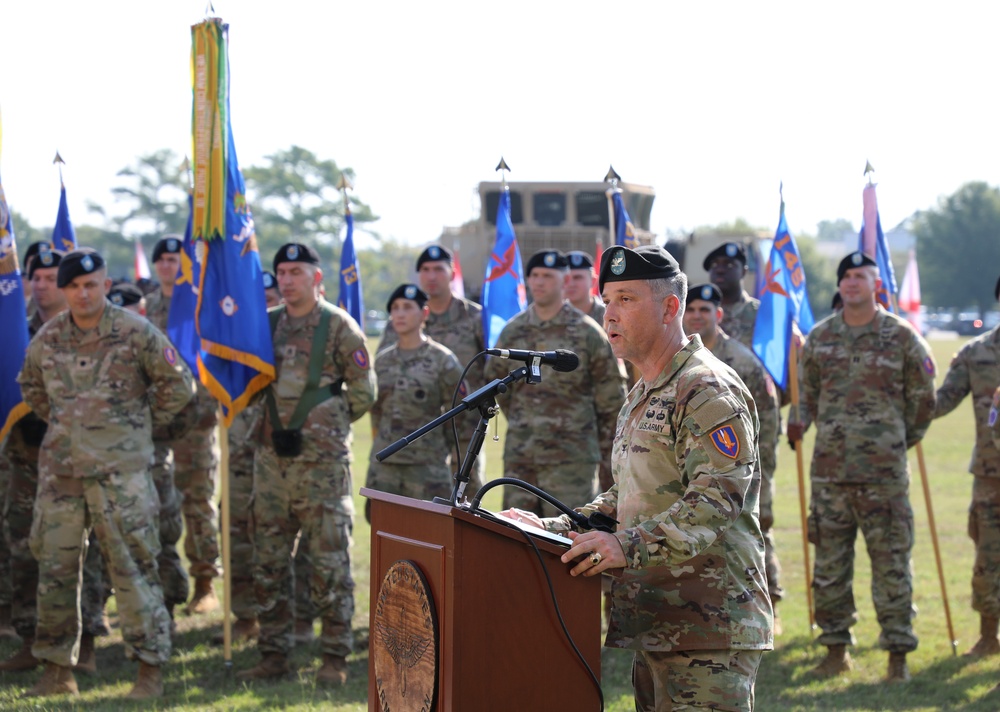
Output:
[{"xmin": 2, "ymin": 1, "xmax": 998, "ymax": 249}]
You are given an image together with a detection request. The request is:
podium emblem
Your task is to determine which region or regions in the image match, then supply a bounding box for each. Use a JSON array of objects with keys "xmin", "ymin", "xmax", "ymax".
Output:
[{"xmin": 374, "ymin": 560, "xmax": 438, "ymax": 711}]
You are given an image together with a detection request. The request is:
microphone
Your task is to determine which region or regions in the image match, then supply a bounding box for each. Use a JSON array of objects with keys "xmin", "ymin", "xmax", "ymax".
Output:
[{"xmin": 486, "ymin": 348, "xmax": 579, "ymax": 373}]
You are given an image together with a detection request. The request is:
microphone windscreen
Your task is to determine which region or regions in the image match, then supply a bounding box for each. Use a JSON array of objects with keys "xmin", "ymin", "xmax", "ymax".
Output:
[{"xmin": 552, "ymin": 349, "xmax": 580, "ymax": 372}]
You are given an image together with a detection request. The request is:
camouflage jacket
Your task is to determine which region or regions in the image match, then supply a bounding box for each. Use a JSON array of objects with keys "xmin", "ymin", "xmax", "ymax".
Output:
[
  {"xmin": 485, "ymin": 302, "xmax": 626, "ymax": 465},
  {"xmin": 266, "ymin": 299, "xmax": 376, "ymax": 462},
  {"xmin": 800, "ymin": 308, "xmax": 936, "ymax": 484},
  {"xmin": 547, "ymin": 336, "xmax": 771, "ymax": 652},
  {"xmin": 577, "ymin": 295, "xmax": 606, "ymax": 326},
  {"xmin": 708, "ymin": 329, "xmax": 779, "ymax": 481},
  {"xmin": 991, "ymin": 386, "xmax": 1000, "ymax": 450},
  {"xmin": 380, "ymin": 295, "xmax": 485, "ymax": 391},
  {"xmin": 370, "ymin": 338, "xmax": 466, "ymax": 465},
  {"xmin": 935, "ymin": 325, "xmax": 1000, "ymax": 478},
  {"xmin": 720, "ymin": 291, "xmax": 760, "ymax": 350},
  {"xmin": 18, "ymin": 302, "xmax": 196, "ymax": 478},
  {"xmin": 145, "ymin": 288, "xmax": 170, "ymax": 331}
]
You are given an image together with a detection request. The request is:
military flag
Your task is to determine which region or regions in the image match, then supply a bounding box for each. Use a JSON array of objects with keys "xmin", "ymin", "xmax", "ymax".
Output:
[
  {"xmin": 858, "ymin": 181, "xmax": 897, "ymax": 311},
  {"xmin": 337, "ymin": 207, "xmax": 363, "ymax": 328},
  {"xmin": 0, "ymin": 118, "xmax": 31, "ymax": 440},
  {"xmin": 190, "ymin": 18, "xmax": 274, "ymax": 426},
  {"xmin": 450, "ymin": 247, "xmax": 466, "ymax": 299},
  {"xmin": 898, "ymin": 250, "xmax": 923, "ymax": 333},
  {"xmin": 482, "ymin": 188, "xmax": 526, "ymax": 348},
  {"xmin": 753, "ymin": 197, "xmax": 815, "ymax": 390},
  {"xmin": 51, "ymin": 154, "xmax": 76, "ymax": 252},
  {"xmin": 608, "ymin": 189, "xmax": 638, "ymax": 249},
  {"xmin": 167, "ymin": 194, "xmax": 200, "ymax": 374}
]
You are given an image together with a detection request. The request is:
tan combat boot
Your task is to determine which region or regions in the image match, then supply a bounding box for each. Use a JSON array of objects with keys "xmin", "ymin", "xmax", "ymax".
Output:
[
  {"xmin": 293, "ymin": 618, "xmax": 315, "ymax": 644},
  {"xmin": 211, "ymin": 617, "xmax": 260, "ymax": 645},
  {"xmin": 235, "ymin": 652, "xmax": 290, "ymax": 681},
  {"xmin": 886, "ymin": 652, "xmax": 910, "ymax": 683},
  {"xmin": 811, "ymin": 644, "xmax": 853, "ymax": 677},
  {"xmin": 74, "ymin": 633, "xmax": 97, "ymax": 674},
  {"xmin": 23, "ymin": 661, "xmax": 79, "ymax": 698},
  {"xmin": 316, "ymin": 654, "xmax": 348, "ymax": 686},
  {"xmin": 126, "ymin": 661, "xmax": 164, "ymax": 699},
  {"xmin": 0, "ymin": 637, "xmax": 39, "ymax": 672},
  {"xmin": 185, "ymin": 577, "xmax": 219, "ymax": 615},
  {"xmin": 964, "ymin": 615, "xmax": 1000, "ymax": 658},
  {"xmin": 0, "ymin": 605, "xmax": 18, "ymax": 640}
]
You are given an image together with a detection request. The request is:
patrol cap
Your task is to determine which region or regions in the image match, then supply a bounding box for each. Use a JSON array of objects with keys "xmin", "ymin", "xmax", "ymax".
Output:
[
  {"xmin": 416, "ymin": 244, "xmax": 453, "ymax": 270},
  {"xmin": 57, "ymin": 248, "xmax": 106, "ymax": 288},
  {"xmin": 262, "ymin": 271, "xmax": 277, "ymax": 290},
  {"xmin": 686, "ymin": 283, "xmax": 722, "ymax": 306},
  {"xmin": 836, "ymin": 251, "xmax": 877, "ymax": 284},
  {"xmin": 386, "ymin": 283, "xmax": 429, "ymax": 312},
  {"xmin": 108, "ymin": 282, "xmax": 144, "ymax": 308},
  {"xmin": 702, "ymin": 242, "xmax": 748, "ymax": 271},
  {"xmin": 566, "ymin": 250, "xmax": 594, "ymax": 270},
  {"xmin": 599, "ymin": 244, "xmax": 681, "ymax": 292},
  {"xmin": 273, "ymin": 243, "xmax": 321, "ymax": 271},
  {"xmin": 152, "ymin": 235, "xmax": 183, "ymax": 263},
  {"xmin": 525, "ymin": 249, "xmax": 568, "ymax": 276},
  {"xmin": 26, "ymin": 248, "xmax": 64, "ymax": 280}
]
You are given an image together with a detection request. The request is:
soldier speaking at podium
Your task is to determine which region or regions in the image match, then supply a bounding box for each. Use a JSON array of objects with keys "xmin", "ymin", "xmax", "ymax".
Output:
[{"xmin": 504, "ymin": 245, "xmax": 772, "ymax": 711}]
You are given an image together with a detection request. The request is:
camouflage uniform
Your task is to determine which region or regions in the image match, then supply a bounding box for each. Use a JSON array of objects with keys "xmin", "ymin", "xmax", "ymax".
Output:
[
  {"xmin": 935, "ymin": 326, "xmax": 1000, "ymax": 617},
  {"xmin": 380, "ymin": 295, "xmax": 486, "ymax": 493},
  {"xmin": 252, "ymin": 299, "xmax": 375, "ymax": 658},
  {"xmin": 719, "ymin": 291, "xmax": 760, "ymax": 351},
  {"xmin": 485, "ymin": 303, "xmax": 626, "ymax": 517},
  {"xmin": 577, "ymin": 295, "xmax": 606, "ymax": 326},
  {"xmin": 708, "ymin": 329, "xmax": 783, "ymax": 602},
  {"xmin": 366, "ymin": 338, "xmax": 466, "ymax": 503},
  {"xmin": 800, "ymin": 308, "xmax": 936, "ymax": 652},
  {"xmin": 147, "ymin": 288, "xmax": 221, "ymax": 583},
  {"xmin": 226, "ymin": 405, "xmax": 258, "ymax": 622},
  {"xmin": 0, "ymin": 453, "xmax": 12, "ymax": 612},
  {"xmin": 546, "ymin": 335, "xmax": 771, "ymax": 711},
  {"xmin": 18, "ymin": 303, "xmax": 195, "ymax": 666}
]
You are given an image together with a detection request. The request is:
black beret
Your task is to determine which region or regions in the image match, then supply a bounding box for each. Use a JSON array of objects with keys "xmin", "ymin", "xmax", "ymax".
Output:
[
  {"xmin": 831, "ymin": 291, "xmax": 843, "ymax": 310},
  {"xmin": 27, "ymin": 249, "xmax": 64, "ymax": 280},
  {"xmin": 567, "ymin": 250, "xmax": 594, "ymax": 270},
  {"xmin": 525, "ymin": 249, "xmax": 568, "ymax": 276},
  {"xmin": 386, "ymin": 283, "xmax": 429, "ymax": 312},
  {"xmin": 273, "ymin": 243, "xmax": 320, "ymax": 270},
  {"xmin": 599, "ymin": 244, "xmax": 681, "ymax": 292},
  {"xmin": 836, "ymin": 251, "xmax": 877, "ymax": 284},
  {"xmin": 152, "ymin": 236, "xmax": 183, "ymax": 263},
  {"xmin": 57, "ymin": 249, "xmax": 106, "ymax": 288},
  {"xmin": 108, "ymin": 282, "xmax": 144, "ymax": 308},
  {"xmin": 262, "ymin": 271, "xmax": 277, "ymax": 290},
  {"xmin": 686, "ymin": 283, "xmax": 722, "ymax": 306},
  {"xmin": 24, "ymin": 241, "xmax": 52, "ymax": 266},
  {"xmin": 702, "ymin": 242, "xmax": 748, "ymax": 271},
  {"xmin": 416, "ymin": 245, "xmax": 453, "ymax": 270}
]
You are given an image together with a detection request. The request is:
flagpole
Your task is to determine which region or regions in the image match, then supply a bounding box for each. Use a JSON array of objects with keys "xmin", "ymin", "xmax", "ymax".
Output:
[
  {"xmin": 787, "ymin": 338, "xmax": 815, "ymax": 632},
  {"xmin": 220, "ymin": 415, "xmax": 233, "ymax": 667}
]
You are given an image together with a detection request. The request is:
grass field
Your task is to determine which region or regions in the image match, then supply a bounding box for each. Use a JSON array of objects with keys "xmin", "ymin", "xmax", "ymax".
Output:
[{"xmin": 0, "ymin": 334, "xmax": 998, "ymax": 710}]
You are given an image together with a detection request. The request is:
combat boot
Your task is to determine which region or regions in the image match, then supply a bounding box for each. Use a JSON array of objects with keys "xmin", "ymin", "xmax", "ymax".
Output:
[
  {"xmin": 23, "ymin": 661, "xmax": 78, "ymax": 698},
  {"xmin": 235, "ymin": 652, "xmax": 290, "ymax": 681},
  {"xmin": 886, "ymin": 652, "xmax": 910, "ymax": 682},
  {"xmin": 293, "ymin": 618, "xmax": 315, "ymax": 644},
  {"xmin": 316, "ymin": 654, "xmax": 348, "ymax": 686},
  {"xmin": 811, "ymin": 644, "xmax": 852, "ymax": 677},
  {"xmin": 0, "ymin": 637, "xmax": 39, "ymax": 672},
  {"xmin": 185, "ymin": 577, "xmax": 218, "ymax": 615},
  {"xmin": 964, "ymin": 615, "xmax": 1000, "ymax": 658},
  {"xmin": 74, "ymin": 633, "xmax": 97, "ymax": 674},
  {"xmin": 0, "ymin": 605, "xmax": 18, "ymax": 640},
  {"xmin": 211, "ymin": 617, "xmax": 260, "ymax": 645},
  {"xmin": 126, "ymin": 661, "xmax": 163, "ymax": 699}
]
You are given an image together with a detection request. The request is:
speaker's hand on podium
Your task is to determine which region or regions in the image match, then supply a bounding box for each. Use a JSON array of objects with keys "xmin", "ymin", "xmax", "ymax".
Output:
[
  {"xmin": 562, "ymin": 531, "xmax": 624, "ymax": 577},
  {"xmin": 498, "ymin": 508, "xmax": 545, "ymax": 529}
]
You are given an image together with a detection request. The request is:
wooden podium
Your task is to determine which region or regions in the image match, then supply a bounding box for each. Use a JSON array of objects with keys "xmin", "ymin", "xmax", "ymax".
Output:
[{"xmin": 363, "ymin": 488, "xmax": 603, "ymax": 712}]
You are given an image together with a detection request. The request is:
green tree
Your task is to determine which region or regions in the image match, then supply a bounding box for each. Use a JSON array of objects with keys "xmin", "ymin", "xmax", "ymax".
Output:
[
  {"xmin": 795, "ymin": 234, "xmax": 839, "ymax": 318},
  {"xmin": 913, "ymin": 181, "xmax": 1000, "ymax": 313},
  {"xmin": 87, "ymin": 149, "xmax": 188, "ymax": 240},
  {"xmin": 816, "ymin": 218, "xmax": 854, "ymax": 243}
]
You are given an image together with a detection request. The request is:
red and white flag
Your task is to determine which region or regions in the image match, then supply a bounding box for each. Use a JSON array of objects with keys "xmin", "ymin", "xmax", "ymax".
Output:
[
  {"xmin": 898, "ymin": 250, "xmax": 922, "ymax": 333},
  {"xmin": 134, "ymin": 239, "xmax": 151, "ymax": 280},
  {"xmin": 450, "ymin": 248, "xmax": 465, "ymax": 298}
]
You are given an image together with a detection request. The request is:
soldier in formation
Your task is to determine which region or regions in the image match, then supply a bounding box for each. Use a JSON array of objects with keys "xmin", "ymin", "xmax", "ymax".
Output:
[{"xmin": 564, "ymin": 250, "xmax": 605, "ymax": 324}]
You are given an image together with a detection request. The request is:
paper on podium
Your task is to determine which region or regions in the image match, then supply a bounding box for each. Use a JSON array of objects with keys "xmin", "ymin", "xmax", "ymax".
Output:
[{"xmin": 475, "ymin": 508, "xmax": 573, "ymax": 548}]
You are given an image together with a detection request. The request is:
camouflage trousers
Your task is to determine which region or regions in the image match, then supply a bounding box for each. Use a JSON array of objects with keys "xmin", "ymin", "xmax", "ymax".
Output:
[
  {"xmin": 451, "ymin": 410, "xmax": 486, "ymax": 497},
  {"xmin": 969, "ymin": 476, "xmax": 1000, "ymax": 618},
  {"xmin": 30, "ymin": 469, "xmax": 171, "ymax": 667},
  {"xmin": 251, "ymin": 446, "xmax": 355, "ymax": 657},
  {"xmin": 150, "ymin": 443, "xmax": 189, "ymax": 607},
  {"xmin": 632, "ymin": 648, "xmax": 762, "ymax": 711},
  {"xmin": 5, "ymin": 430, "xmax": 109, "ymax": 639},
  {"xmin": 0, "ymin": 452, "xmax": 11, "ymax": 608},
  {"xmin": 170, "ymin": 424, "xmax": 221, "ymax": 579},
  {"xmin": 808, "ymin": 481, "xmax": 917, "ymax": 652},
  {"xmin": 502, "ymin": 461, "xmax": 599, "ymax": 518},
  {"xmin": 364, "ymin": 461, "xmax": 453, "ymax": 512},
  {"xmin": 759, "ymin": 472, "xmax": 784, "ymax": 602}
]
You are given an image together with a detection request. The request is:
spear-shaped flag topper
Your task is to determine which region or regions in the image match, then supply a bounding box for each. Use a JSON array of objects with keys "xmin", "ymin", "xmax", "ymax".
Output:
[{"xmin": 604, "ymin": 165, "xmax": 621, "ymax": 185}]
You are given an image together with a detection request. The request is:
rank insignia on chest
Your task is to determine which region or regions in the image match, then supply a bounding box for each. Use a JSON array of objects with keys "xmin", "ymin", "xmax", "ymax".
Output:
[
  {"xmin": 710, "ymin": 425, "xmax": 740, "ymax": 459},
  {"xmin": 282, "ymin": 345, "xmax": 297, "ymax": 359}
]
